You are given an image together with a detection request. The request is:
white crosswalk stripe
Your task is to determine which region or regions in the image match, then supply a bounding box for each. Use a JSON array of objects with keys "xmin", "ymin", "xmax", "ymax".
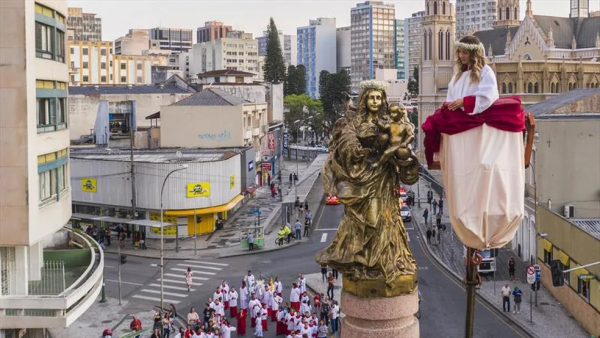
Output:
[{"xmin": 129, "ymin": 261, "xmax": 229, "ymax": 305}]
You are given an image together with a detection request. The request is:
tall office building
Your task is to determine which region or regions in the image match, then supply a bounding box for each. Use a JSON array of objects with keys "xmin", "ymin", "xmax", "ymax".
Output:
[
  {"xmin": 149, "ymin": 27, "xmax": 193, "ymax": 52},
  {"xmin": 67, "ymin": 7, "xmax": 102, "ymax": 41},
  {"xmin": 190, "ymin": 32, "xmax": 260, "ymax": 76},
  {"xmin": 196, "ymin": 21, "xmax": 233, "ymax": 43},
  {"xmin": 350, "ymin": 1, "xmax": 396, "ymax": 91},
  {"xmin": 404, "ymin": 11, "xmax": 425, "ymax": 80},
  {"xmin": 456, "ymin": 0, "xmax": 498, "ymax": 37},
  {"xmin": 394, "ymin": 19, "xmax": 406, "ymax": 80},
  {"xmin": 336, "ymin": 26, "xmax": 351, "ymax": 76},
  {"xmin": 297, "ymin": 18, "xmax": 337, "ymax": 98},
  {"xmin": 256, "ymin": 30, "xmax": 298, "ymax": 67},
  {"xmin": 1, "ymin": 0, "xmax": 102, "ymax": 334}
]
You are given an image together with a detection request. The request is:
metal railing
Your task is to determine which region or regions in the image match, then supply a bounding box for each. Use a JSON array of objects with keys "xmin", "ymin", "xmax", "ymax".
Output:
[{"xmin": 0, "ymin": 261, "xmax": 67, "ymax": 297}]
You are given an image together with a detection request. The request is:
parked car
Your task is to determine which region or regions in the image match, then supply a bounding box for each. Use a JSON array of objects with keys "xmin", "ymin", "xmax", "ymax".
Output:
[
  {"xmin": 325, "ymin": 195, "xmax": 340, "ymax": 205},
  {"xmin": 400, "ymin": 205, "xmax": 412, "ymax": 222}
]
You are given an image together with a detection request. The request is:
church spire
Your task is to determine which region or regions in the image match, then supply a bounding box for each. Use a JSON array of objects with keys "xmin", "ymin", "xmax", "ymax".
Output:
[
  {"xmin": 494, "ymin": 0, "xmax": 521, "ymax": 28},
  {"xmin": 526, "ymin": 0, "xmax": 533, "ymax": 19}
]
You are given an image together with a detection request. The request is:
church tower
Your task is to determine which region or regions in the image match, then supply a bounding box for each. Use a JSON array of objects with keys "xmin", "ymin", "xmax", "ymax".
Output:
[
  {"xmin": 570, "ymin": 0, "xmax": 589, "ymax": 18},
  {"xmin": 418, "ymin": 0, "xmax": 455, "ymax": 163},
  {"xmin": 493, "ymin": 0, "xmax": 521, "ymax": 28}
]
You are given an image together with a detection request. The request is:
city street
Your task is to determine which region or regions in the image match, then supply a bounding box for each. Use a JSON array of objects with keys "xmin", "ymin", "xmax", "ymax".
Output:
[{"xmin": 102, "ymin": 200, "xmax": 531, "ymax": 337}]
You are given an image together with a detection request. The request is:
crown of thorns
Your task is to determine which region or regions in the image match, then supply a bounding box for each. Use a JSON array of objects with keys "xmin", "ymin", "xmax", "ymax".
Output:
[
  {"xmin": 359, "ymin": 80, "xmax": 388, "ymax": 92},
  {"xmin": 455, "ymin": 41, "xmax": 484, "ymax": 51}
]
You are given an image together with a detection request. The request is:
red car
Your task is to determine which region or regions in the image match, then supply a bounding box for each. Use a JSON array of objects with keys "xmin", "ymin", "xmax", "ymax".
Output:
[{"xmin": 325, "ymin": 195, "xmax": 340, "ymax": 205}]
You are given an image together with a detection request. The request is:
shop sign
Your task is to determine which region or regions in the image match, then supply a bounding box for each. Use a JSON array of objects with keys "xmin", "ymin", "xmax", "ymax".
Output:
[
  {"xmin": 186, "ymin": 182, "xmax": 210, "ymax": 198},
  {"xmin": 248, "ymin": 160, "xmax": 254, "ymax": 172},
  {"xmin": 268, "ymin": 133, "xmax": 275, "ymax": 150},
  {"xmin": 230, "ymin": 175, "xmax": 236, "ymax": 189},
  {"xmin": 81, "ymin": 178, "xmax": 97, "ymax": 193},
  {"xmin": 149, "ymin": 225, "xmax": 177, "ymax": 236},
  {"xmin": 261, "ymin": 162, "xmax": 272, "ymax": 171},
  {"xmin": 149, "ymin": 212, "xmax": 177, "ymax": 235}
]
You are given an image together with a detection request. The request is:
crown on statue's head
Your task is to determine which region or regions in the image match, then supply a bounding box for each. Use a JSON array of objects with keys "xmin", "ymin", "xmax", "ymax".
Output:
[{"xmin": 359, "ymin": 80, "xmax": 388, "ymax": 93}]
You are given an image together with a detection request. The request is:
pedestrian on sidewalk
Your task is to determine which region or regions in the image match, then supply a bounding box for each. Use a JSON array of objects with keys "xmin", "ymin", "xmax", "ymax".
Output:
[
  {"xmin": 512, "ymin": 286, "xmax": 523, "ymax": 314},
  {"xmin": 431, "ymin": 227, "xmax": 437, "ymax": 245},
  {"xmin": 423, "ymin": 208, "xmax": 429, "ymax": 225},
  {"xmin": 427, "ymin": 190, "xmax": 433, "ymax": 204},
  {"xmin": 500, "ymin": 283, "xmax": 512, "ymax": 312},
  {"xmin": 436, "ymin": 212, "xmax": 442, "ymax": 229},
  {"xmin": 433, "ymin": 199, "xmax": 438, "ymax": 214},
  {"xmin": 277, "ymin": 185, "xmax": 282, "ymax": 201},
  {"xmin": 268, "ymin": 174, "xmax": 271, "ymax": 187},
  {"xmin": 284, "ymin": 223, "xmax": 292, "ymax": 243},
  {"xmin": 508, "ymin": 257, "xmax": 516, "ymax": 281},
  {"xmin": 185, "ymin": 267, "xmax": 193, "ymax": 292},
  {"xmin": 330, "ymin": 301, "xmax": 340, "ymax": 334},
  {"xmin": 326, "ymin": 273, "xmax": 335, "ymax": 300},
  {"xmin": 271, "ymin": 186, "xmax": 277, "ymax": 198},
  {"xmin": 293, "ymin": 173, "xmax": 298, "ymax": 182},
  {"xmin": 304, "ymin": 211, "xmax": 312, "ymax": 237},
  {"xmin": 320, "ymin": 264, "xmax": 328, "ymax": 282},
  {"xmin": 105, "ymin": 227, "xmax": 111, "ymax": 246},
  {"xmin": 289, "ymin": 173, "xmax": 293, "ymax": 185},
  {"xmin": 438, "ymin": 198, "xmax": 444, "ymax": 214},
  {"xmin": 426, "ymin": 228, "xmax": 432, "ymax": 244},
  {"xmin": 332, "ymin": 268, "xmax": 338, "ymax": 280},
  {"xmin": 294, "ymin": 220, "xmax": 302, "ymax": 240},
  {"xmin": 248, "ymin": 232, "xmax": 254, "ymax": 251},
  {"xmin": 129, "ymin": 316, "xmax": 142, "ymax": 338}
]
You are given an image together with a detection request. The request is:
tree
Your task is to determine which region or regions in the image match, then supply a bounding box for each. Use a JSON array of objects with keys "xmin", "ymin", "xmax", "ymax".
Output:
[
  {"xmin": 295, "ymin": 65, "xmax": 306, "ymax": 95},
  {"xmin": 285, "ymin": 65, "xmax": 307, "ymax": 96},
  {"xmin": 284, "ymin": 65, "xmax": 296, "ymax": 96},
  {"xmin": 263, "ymin": 18, "xmax": 286, "ymax": 84},
  {"xmin": 407, "ymin": 66, "xmax": 419, "ymax": 98},
  {"xmin": 319, "ymin": 69, "xmax": 351, "ymax": 128},
  {"xmin": 284, "ymin": 94, "xmax": 324, "ymax": 143}
]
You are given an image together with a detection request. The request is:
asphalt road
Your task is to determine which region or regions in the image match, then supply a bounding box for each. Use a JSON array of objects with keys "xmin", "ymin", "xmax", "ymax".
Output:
[{"xmin": 103, "ymin": 202, "xmax": 528, "ymax": 337}]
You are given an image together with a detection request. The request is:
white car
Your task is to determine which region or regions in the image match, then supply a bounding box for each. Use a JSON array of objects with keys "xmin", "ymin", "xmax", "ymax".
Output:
[{"xmin": 400, "ymin": 205, "xmax": 412, "ymax": 222}]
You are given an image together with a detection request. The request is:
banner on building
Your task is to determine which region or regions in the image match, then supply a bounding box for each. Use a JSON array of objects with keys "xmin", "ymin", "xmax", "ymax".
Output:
[
  {"xmin": 81, "ymin": 178, "xmax": 97, "ymax": 193},
  {"xmin": 149, "ymin": 212, "xmax": 177, "ymax": 235},
  {"xmin": 261, "ymin": 162, "xmax": 272, "ymax": 171},
  {"xmin": 186, "ymin": 182, "xmax": 210, "ymax": 198},
  {"xmin": 268, "ymin": 133, "xmax": 275, "ymax": 150},
  {"xmin": 230, "ymin": 175, "xmax": 236, "ymax": 189},
  {"xmin": 283, "ymin": 132, "xmax": 288, "ymax": 149}
]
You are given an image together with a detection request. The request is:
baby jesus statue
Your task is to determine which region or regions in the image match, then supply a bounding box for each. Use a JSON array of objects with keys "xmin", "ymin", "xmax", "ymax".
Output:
[{"xmin": 372, "ymin": 103, "xmax": 415, "ymax": 169}]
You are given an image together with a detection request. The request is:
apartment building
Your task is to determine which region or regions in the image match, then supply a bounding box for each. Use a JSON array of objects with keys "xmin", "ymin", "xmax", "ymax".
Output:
[
  {"xmin": 456, "ymin": 0, "xmax": 498, "ymax": 37},
  {"xmin": 257, "ymin": 30, "xmax": 298, "ymax": 67},
  {"xmin": 197, "ymin": 21, "xmax": 233, "ymax": 43},
  {"xmin": 350, "ymin": 1, "xmax": 396, "ymax": 91},
  {"xmin": 297, "ymin": 18, "xmax": 337, "ymax": 98},
  {"xmin": 404, "ymin": 11, "xmax": 425, "ymax": 79},
  {"xmin": 0, "ymin": 0, "xmax": 102, "ymax": 334},
  {"xmin": 394, "ymin": 19, "xmax": 406, "ymax": 80},
  {"xmin": 67, "ymin": 7, "xmax": 102, "ymax": 41},
  {"xmin": 336, "ymin": 26, "xmax": 351, "ymax": 76},
  {"xmin": 149, "ymin": 27, "xmax": 193, "ymax": 53},
  {"xmin": 190, "ymin": 32, "xmax": 260, "ymax": 77}
]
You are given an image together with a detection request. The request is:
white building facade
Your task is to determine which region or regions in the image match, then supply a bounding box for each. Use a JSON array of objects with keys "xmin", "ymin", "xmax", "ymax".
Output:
[
  {"xmin": 190, "ymin": 33, "xmax": 260, "ymax": 78},
  {"xmin": 1, "ymin": 0, "xmax": 102, "ymax": 333},
  {"xmin": 336, "ymin": 26, "xmax": 351, "ymax": 75},
  {"xmin": 456, "ymin": 0, "xmax": 498, "ymax": 38},
  {"xmin": 297, "ymin": 17, "xmax": 337, "ymax": 98}
]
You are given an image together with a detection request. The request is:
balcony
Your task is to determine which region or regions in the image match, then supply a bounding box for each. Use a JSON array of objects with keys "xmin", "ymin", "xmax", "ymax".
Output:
[
  {"xmin": 0, "ymin": 228, "xmax": 104, "ymax": 328},
  {"xmin": 252, "ymin": 127, "xmax": 260, "ymax": 136},
  {"xmin": 244, "ymin": 128, "xmax": 252, "ymax": 140}
]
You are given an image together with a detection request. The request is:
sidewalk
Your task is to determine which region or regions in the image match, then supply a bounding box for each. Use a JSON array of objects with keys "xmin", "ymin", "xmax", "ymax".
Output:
[
  {"xmin": 103, "ymin": 158, "xmax": 325, "ymax": 260},
  {"xmin": 410, "ymin": 177, "xmax": 589, "ymax": 338}
]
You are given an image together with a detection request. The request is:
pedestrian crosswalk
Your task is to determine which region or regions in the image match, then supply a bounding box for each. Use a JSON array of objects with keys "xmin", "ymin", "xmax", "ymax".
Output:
[{"xmin": 131, "ymin": 259, "xmax": 229, "ymax": 305}]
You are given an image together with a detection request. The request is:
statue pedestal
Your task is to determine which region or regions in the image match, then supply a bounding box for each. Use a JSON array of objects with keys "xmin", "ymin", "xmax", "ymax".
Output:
[{"xmin": 341, "ymin": 290, "xmax": 420, "ymax": 338}]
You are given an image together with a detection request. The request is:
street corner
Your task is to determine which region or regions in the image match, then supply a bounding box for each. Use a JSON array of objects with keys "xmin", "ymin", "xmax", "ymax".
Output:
[{"xmin": 217, "ymin": 240, "xmax": 301, "ymax": 258}]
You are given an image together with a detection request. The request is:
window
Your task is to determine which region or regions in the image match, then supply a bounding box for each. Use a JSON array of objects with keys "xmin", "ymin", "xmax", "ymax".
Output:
[
  {"xmin": 527, "ymin": 82, "xmax": 533, "ymax": 93},
  {"xmin": 35, "ymin": 22, "xmax": 54, "ymax": 59},
  {"xmin": 438, "ymin": 30, "xmax": 443, "ymax": 60},
  {"xmin": 534, "ymin": 83, "xmax": 539, "ymax": 93},
  {"xmin": 137, "ymin": 63, "xmax": 142, "ymax": 70},
  {"xmin": 70, "ymin": 47, "xmax": 74, "ymax": 54},
  {"xmin": 136, "ymin": 76, "xmax": 142, "ymax": 83},
  {"xmin": 57, "ymin": 98, "xmax": 66, "ymax": 124},
  {"xmin": 578, "ymin": 276, "xmax": 590, "ymax": 300},
  {"xmin": 434, "ymin": 1, "xmax": 438, "ymax": 14},
  {"xmin": 551, "ymin": 82, "xmax": 556, "ymax": 93},
  {"xmin": 543, "ymin": 249, "xmax": 552, "ymax": 264},
  {"xmin": 83, "ymin": 48, "xmax": 88, "ymax": 55},
  {"xmin": 39, "ymin": 171, "xmax": 51, "ymax": 201},
  {"xmin": 83, "ymin": 62, "xmax": 88, "ymax": 69},
  {"xmin": 83, "ymin": 75, "xmax": 89, "ymax": 82},
  {"xmin": 502, "ymin": 83, "xmax": 507, "ymax": 93},
  {"xmin": 56, "ymin": 30, "xmax": 65, "ymax": 62},
  {"xmin": 109, "ymin": 61, "xmax": 113, "ymax": 68},
  {"xmin": 121, "ymin": 62, "xmax": 126, "ymax": 70},
  {"xmin": 508, "ymin": 82, "xmax": 513, "ymax": 93},
  {"xmin": 121, "ymin": 76, "xmax": 127, "ymax": 83},
  {"xmin": 101, "ymin": 75, "xmax": 107, "ymax": 82},
  {"xmin": 101, "ymin": 62, "xmax": 106, "ymax": 69},
  {"xmin": 101, "ymin": 48, "xmax": 107, "ymax": 56},
  {"xmin": 445, "ymin": 31, "xmax": 451, "ymax": 60},
  {"xmin": 37, "ymin": 98, "xmax": 55, "ymax": 126}
]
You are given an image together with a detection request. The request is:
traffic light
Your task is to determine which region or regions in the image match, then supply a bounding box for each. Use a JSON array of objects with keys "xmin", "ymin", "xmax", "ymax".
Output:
[
  {"xmin": 550, "ymin": 260, "xmax": 564, "ymax": 287},
  {"xmin": 120, "ymin": 254, "xmax": 127, "ymax": 265},
  {"xmin": 530, "ymin": 281, "xmax": 540, "ymax": 291}
]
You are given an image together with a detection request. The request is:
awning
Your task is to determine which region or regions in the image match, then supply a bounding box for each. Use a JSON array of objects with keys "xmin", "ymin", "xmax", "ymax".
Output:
[
  {"xmin": 541, "ymin": 238, "xmax": 552, "ymax": 252},
  {"xmin": 128, "ymin": 219, "xmax": 173, "ymax": 228},
  {"xmin": 557, "ymin": 250, "xmax": 570, "ymax": 266},
  {"xmin": 165, "ymin": 194, "xmax": 244, "ymax": 216},
  {"xmin": 70, "ymin": 213, "xmax": 174, "ymax": 226},
  {"xmin": 578, "ymin": 274, "xmax": 595, "ymax": 281}
]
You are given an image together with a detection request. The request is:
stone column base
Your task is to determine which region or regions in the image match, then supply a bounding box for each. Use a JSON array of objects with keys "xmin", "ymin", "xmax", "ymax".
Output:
[{"xmin": 341, "ymin": 289, "xmax": 420, "ymax": 338}]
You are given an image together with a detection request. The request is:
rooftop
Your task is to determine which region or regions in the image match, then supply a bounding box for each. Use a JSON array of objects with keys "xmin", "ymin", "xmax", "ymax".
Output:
[
  {"xmin": 569, "ymin": 219, "xmax": 600, "ymax": 240},
  {"xmin": 198, "ymin": 69, "xmax": 256, "ymax": 77},
  {"xmin": 70, "ymin": 147, "xmax": 248, "ymax": 163},
  {"xmin": 526, "ymin": 89, "xmax": 600, "ymax": 116},
  {"xmin": 69, "ymin": 83, "xmax": 193, "ymax": 95},
  {"xmin": 170, "ymin": 87, "xmax": 247, "ymax": 106}
]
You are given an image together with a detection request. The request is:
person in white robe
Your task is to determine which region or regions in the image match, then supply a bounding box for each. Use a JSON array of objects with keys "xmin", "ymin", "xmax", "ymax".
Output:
[
  {"xmin": 229, "ymin": 288, "xmax": 239, "ymax": 317},
  {"xmin": 248, "ymin": 294, "xmax": 261, "ymax": 328},
  {"xmin": 214, "ymin": 299, "xmax": 224, "ymax": 323},
  {"xmin": 297, "ymin": 274, "xmax": 306, "ymax": 294},
  {"xmin": 254, "ymin": 316, "xmax": 263, "ymax": 337},
  {"xmin": 213, "ymin": 287, "xmax": 223, "ymax": 304},
  {"xmin": 274, "ymin": 277, "xmax": 283, "ymax": 297},
  {"xmin": 220, "ymin": 281, "xmax": 230, "ymax": 309},
  {"xmin": 285, "ymin": 310, "xmax": 295, "ymax": 334},
  {"xmin": 244, "ymin": 271, "xmax": 255, "ymax": 291},
  {"xmin": 271, "ymin": 294, "xmax": 283, "ymax": 322},
  {"xmin": 300, "ymin": 293, "xmax": 311, "ymax": 316},
  {"xmin": 240, "ymin": 282, "xmax": 249, "ymax": 310}
]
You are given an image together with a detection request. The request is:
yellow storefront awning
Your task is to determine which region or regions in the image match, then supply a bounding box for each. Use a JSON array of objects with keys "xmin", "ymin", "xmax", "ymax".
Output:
[
  {"xmin": 541, "ymin": 238, "xmax": 552, "ymax": 252},
  {"xmin": 165, "ymin": 194, "xmax": 244, "ymax": 216},
  {"xmin": 557, "ymin": 250, "xmax": 570, "ymax": 266}
]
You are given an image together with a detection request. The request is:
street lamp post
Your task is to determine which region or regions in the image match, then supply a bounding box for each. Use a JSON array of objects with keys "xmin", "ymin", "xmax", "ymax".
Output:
[{"xmin": 160, "ymin": 164, "xmax": 188, "ymax": 310}]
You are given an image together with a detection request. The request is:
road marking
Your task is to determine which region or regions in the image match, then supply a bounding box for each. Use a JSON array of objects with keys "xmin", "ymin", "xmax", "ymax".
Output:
[
  {"xmin": 407, "ymin": 233, "xmax": 410, "ymax": 242},
  {"xmin": 132, "ymin": 295, "xmax": 181, "ymax": 304},
  {"xmin": 176, "ymin": 263, "xmax": 223, "ymax": 271},
  {"xmin": 320, "ymin": 233, "xmax": 328, "ymax": 243},
  {"xmin": 149, "ymin": 283, "xmax": 196, "ymax": 292},
  {"xmin": 104, "ymin": 265, "xmax": 115, "ymax": 269},
  {"xmin": 170, "ymin": 268, "xmax": 216, "ymax": 275},
  {"xmin": 150, "ymin": 263, "xmax": 158, "ymax": 267},
  {"xmin": 105, "ymin": 279, "xmax": 143, "ymax": 286},
  {"xmin": 157, "ymin": 278, "xmax": 204, "ymax": 286},
  {"xmin": 405, "ymin": 226, "xmax": 415, "ymax": 230},
  {"xmin": 140, "ymin": 289, "xmax": 189, "ymax": 298},
  {"xmin": 314, "ymin": 228, "xmax": 338, "ymax": 231},
  {"xmin": 183, "ymin": 260, "xmax": 228, "ymax": 267},
  {"xmin": 164, "ymin": 273, "xmax": 209, "ymax": 281}
]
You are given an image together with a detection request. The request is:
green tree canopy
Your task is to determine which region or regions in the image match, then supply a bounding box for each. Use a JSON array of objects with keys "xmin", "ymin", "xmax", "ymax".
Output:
[
  {"xmin": 319, "ymin": 69, "xmax": 351, "ymax": 128},
  {"xmin": 284, "ymin": 94, "xmax": 324, "ymax": 143},
  {"xmin": 407, "ymin": 66, "xmax": 419, "ymax": 98},
  {"xmin": 263, "ymin": 18, "xmax": 286, "ymax": 83},
  {"xmin": 285, "ymin": 65, "xmax": 307, "ymax": 96}
]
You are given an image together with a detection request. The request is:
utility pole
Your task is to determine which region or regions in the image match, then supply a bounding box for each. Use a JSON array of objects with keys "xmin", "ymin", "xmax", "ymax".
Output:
[{"xmin": 129, "ymin": 103, "xmax": 137, "ymax": 243}]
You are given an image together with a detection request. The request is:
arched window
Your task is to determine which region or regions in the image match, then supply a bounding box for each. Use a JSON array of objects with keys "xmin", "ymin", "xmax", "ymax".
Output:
[
  {"xmin": 426, "ymin": 2, "xmax": 429, "ymax": 15},
  {"xmin": 515, "ymin": 7, "xmax": 518, "ymax": 21},
  {"xmin": 506, "ymin": 7, "xmax": 510, "ymax": 20},
  {"xmin": 434, "ymin": 1, "xmax": 438, "ymax": 15},
  {"xmin": 438, "ymin": 30, "xmax": 443, "ymax": 60},
  {"xmin": 550, "ymin": 82, "xmax": 555, "ymax": 93},
  {"xmin": 446, "ymin": 30, "xmax": 451, "ymax": 60},
  {"xmin": 502, "ymin": 83, "xmax": 507, "ymax": 94},
  {"xmin": 534, "ymin": 83, "xmax": 539, "ymax": 93},
  {"xmin": 443, "ymin": 2, "xmax": 446, "ymax": 14},
  {"xmin": 428, "ymin": 30, "xmax": 433, "ymax": 60},
  {"xmin": 499, "ymin": 9, "xmax": 502, "ymax": 20},
  {"xmin": 527, "ymin": 82, "xmax": 533, "ymax": 93},
  {"xmin": 508, "ymin": 82, "xmax": 513, "ymax": 93},
  {"xmin": 556, "ymin": 82, "xmax": 561, "ymax": 93},
  {"xmin": 423, "ymin": 31, "xmax": 428, "ymax": 60}
]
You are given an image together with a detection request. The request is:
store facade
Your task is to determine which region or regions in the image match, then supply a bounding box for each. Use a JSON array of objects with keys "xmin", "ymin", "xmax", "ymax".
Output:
[{"xmin": 70, "ymin": 148, "xmax": 246, "ymax": 239}]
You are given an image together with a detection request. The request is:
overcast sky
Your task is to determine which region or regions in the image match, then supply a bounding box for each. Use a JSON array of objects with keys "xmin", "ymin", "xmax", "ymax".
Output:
[{"xmin": 67, "ymin": 0, "xmax": 599, "ymax": 41}]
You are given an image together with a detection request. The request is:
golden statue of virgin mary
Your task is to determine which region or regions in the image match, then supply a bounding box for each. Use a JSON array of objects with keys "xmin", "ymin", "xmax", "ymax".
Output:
[{"xmin": 316, "ymin": 80, "xmax": 420, "ymax": 298}]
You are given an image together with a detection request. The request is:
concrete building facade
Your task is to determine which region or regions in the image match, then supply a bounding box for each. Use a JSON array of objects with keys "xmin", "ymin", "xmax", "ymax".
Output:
[
  {"xmin": 190, "ymin": 33, "xmax": 260, "ymax": 77},
  {"xmin": 405, "ymin": 11, "xmax": 425, "ymax": 80},
  {"xmin": 350, "ymin": 1, "xmax": 396, "ymax": 91},
  {"xmin": 149, "ymin": 27, "xmax": 193, "ymax": 53},
  {"xmin": 257, "ymin": 30, "xmax": 298, "ymax": 67},
  {"xmin": 66, "ymin": 7, "xmax": 102, "ymax": 42},
  {"xmin": 336, "ymin": 26, "xmax": 352, "ymax": 76},
  {"xmin": 297, "ymin": 17, "xmax": 337, "ymax": 98},
  {"xmin": 1, "ymin": 0, "xmax": 102, "ymax": 333},
  {"xmin": 394, "ymin": 19, "xmax": 406, "ymax": 80},
  {"xmin": 196, "ymin": 21, "xmax": 233, "ymax": 44},
  {"xmin": 455, "ymin": 0, "xmax": 498, "ymax": 38}
]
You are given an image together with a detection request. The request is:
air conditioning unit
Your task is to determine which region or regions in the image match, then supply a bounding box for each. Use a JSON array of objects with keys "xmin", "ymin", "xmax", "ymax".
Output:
[{"xmin": 563, "ymin": 204, "xmax": 574, "ymax": 218}]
